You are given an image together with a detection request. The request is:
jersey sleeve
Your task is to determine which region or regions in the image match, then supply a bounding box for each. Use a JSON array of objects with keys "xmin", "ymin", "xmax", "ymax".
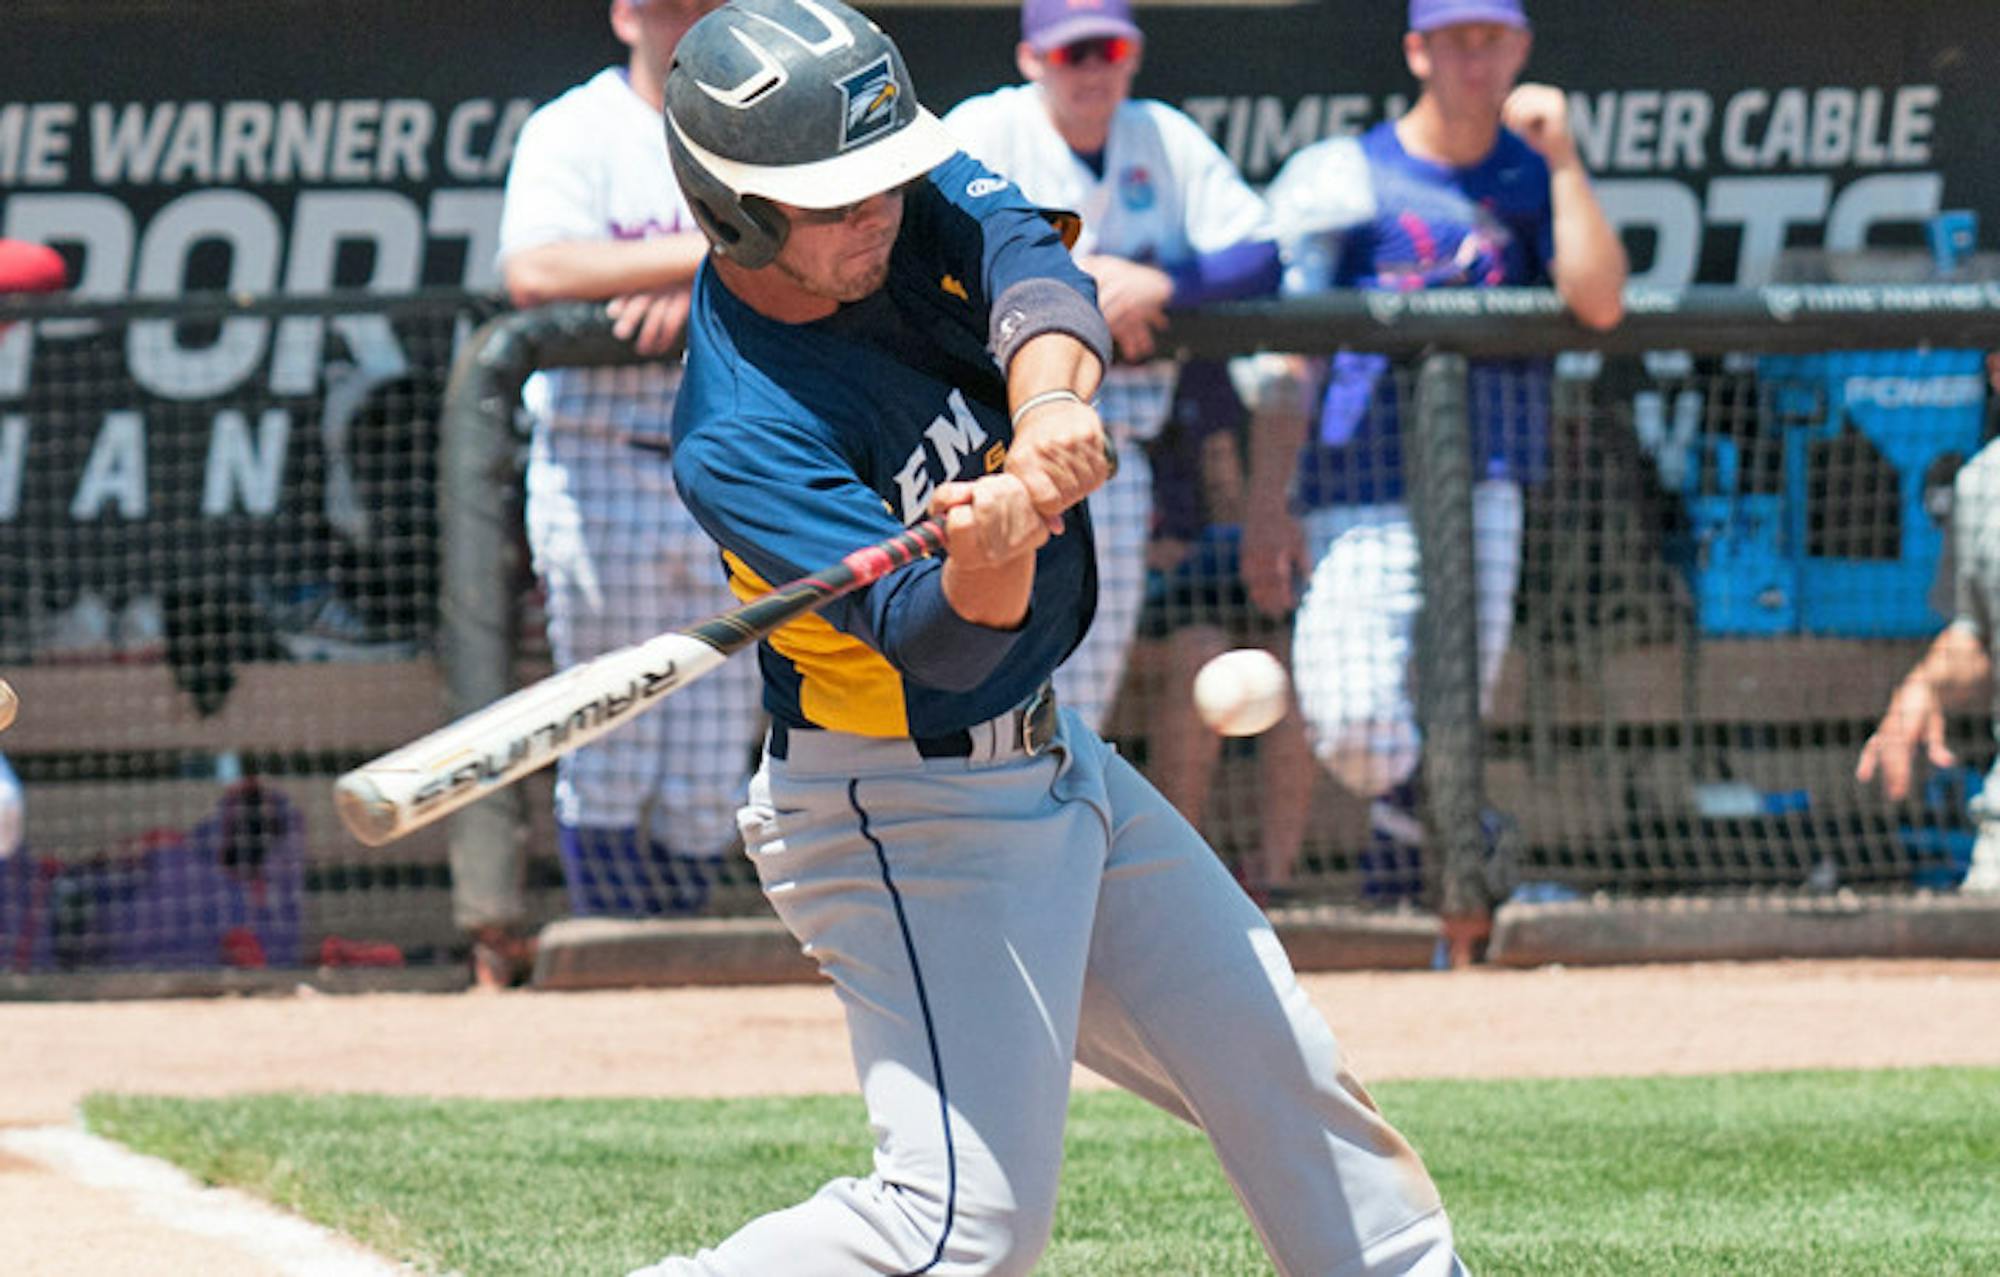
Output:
[
  {"xmin": 924, "ymin": 151, "xmax": 1111, "ymax": 373},
  {"xmin": 673, "ymin": 402, "xmax": 1023, "ymax": 689},
  {"xmin": 496, "ymin": 99, "xmax": 606, "ymax": 263},
  {"xmin": 1266, "ymin": 136, "xmax": 1375, "ymax": 297}
]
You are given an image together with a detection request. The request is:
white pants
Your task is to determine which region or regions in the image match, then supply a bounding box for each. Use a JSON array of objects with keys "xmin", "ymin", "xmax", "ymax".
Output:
[
  {"xmin": 525, "ymin": 402, "xmax": 763, "ymax": 853},
  {"xmin": 633, "ymin": 711, "xmax": 1464, "ymax": 1276},
  {"xmin": 1293, "ymin": 480, "xmax": 1524, "ymax": 798}
]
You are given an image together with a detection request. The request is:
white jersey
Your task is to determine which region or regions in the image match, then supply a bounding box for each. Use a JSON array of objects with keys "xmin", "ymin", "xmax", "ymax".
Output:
[
  {"xmin": 499, "ymin": 68, "xmax": 693, "ymax": 440},
  {"xmin": 943, "ymin": 85, "xmax": 1272, "ymax": 440}
]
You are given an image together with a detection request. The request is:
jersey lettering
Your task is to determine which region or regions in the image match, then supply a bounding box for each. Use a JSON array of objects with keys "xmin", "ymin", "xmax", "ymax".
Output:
[{"xmin": 895, "ymin": 388, "xmax": 992, "ymax": 523}]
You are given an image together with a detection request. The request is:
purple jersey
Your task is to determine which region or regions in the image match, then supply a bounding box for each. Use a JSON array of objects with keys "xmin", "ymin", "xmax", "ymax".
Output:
[{"xmin": 1266, "ymin": 120, "xmax": 1556, "ymax": 507}]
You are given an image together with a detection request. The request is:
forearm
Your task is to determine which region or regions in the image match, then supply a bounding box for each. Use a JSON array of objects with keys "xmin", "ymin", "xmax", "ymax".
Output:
[
  {"xmin": 502, "ymin": 235, "xmax": 711, "ymax": 306},
  {"xmin": 1244, "ymin": 354, "xmax": 1312, "ymax": 494},
  {"xmin": 1004, "ymin": 329, "xmax": 1103, "ymax": 408},
  {"xmin": 1547, "ymin": 158, "xmax": 1627, "ymax": 331},
  {"xmin": 1901, "ymin": 625, "xmax": 1993, "ymax": 708},
  {"xmin": 941, "ymin": 558, "xmax": 1036, "ymax": 631}
]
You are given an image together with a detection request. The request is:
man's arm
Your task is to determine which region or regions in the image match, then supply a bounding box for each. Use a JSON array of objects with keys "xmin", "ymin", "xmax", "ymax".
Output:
[
  {"xmin": 496, "ymin": 102, "xmax": 712, "ymax": 355},
  {"xmin": 1239, "ymin": 354, "xmax": 1313, "ymax": 615},
  {"xmin": 1003, "ymin": 330, "xmax": 1108, "ymax": 529},
  {"xmin": 1503, "ymin": 84, "xmax": 1627, "ymax": 331},
  {"xmin": 1856, "ymin": 625, "xmax": 1991, "ymax": 800},
  {"xmin": 500, "ymin": 235, "xmax": 712, "ymax": 307}
]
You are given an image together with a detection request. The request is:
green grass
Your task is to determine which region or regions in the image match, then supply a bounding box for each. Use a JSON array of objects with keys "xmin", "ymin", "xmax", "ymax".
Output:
[{"xmin": 83, "ymin": 1068, "xmax": 2000, "ymax": 1276}]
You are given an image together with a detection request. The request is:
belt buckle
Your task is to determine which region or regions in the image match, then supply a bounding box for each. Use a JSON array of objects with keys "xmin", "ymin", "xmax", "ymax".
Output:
[{"xmin": 1018, "ymin": 684, "xmax": 1057, "ymax": 757}]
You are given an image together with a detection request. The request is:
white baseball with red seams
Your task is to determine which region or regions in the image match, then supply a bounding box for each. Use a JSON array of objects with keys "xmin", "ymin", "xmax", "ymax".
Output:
[{"xmin": 1193, "ymin": 648, "xmax": 1291, "ymax": 737}]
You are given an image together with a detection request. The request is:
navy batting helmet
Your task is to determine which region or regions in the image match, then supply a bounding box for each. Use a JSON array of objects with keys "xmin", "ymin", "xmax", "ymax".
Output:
[{"xmin": 665, "ymin": 0, "xmax": 956, "ymax": 267}]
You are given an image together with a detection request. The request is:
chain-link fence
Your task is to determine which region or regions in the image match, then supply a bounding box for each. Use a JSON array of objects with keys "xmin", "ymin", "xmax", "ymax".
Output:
[{"xmin": 5, "ymin": 283, "xmax": 1999, "ymax": 988}]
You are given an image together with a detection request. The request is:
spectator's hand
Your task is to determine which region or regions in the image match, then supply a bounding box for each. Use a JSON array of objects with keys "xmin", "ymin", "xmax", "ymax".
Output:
[
  {"xmin": 1078, "ymin": 255, "xmax": 1173, "ymax": 362},
  {"xmin": 1005, "ymin": 396, "xmax": 1111, "ymax": 534},
  {"xmin": 930, "ymin": 474, "xmax": 1051, "ymax": 570},
  {"xmin": 1856, "ymin": 678, "xmax": 1956, "ymax": 801},
  {"xmin": 1241, "ymin": 499, "xmax": 1305, "ymax": 617},
  {"xmin": 1503, "ymin": 84, "xmax": 1580, "ymax": 168},
  {"xmin": 607, "ymin": 288, "xmax": 692, "ymax": 357}
]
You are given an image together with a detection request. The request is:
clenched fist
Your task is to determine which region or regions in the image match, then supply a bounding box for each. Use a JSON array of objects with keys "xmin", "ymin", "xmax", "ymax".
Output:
[{"xmin": 1502, "ymin": 83, "xmax": 1578, "ymax": 167}]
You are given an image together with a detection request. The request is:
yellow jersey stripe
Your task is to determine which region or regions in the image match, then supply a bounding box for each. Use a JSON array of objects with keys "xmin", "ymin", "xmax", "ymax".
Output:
[{"xmin": 721, "ymin": 549, "xmax": 910, "ymax": 736}]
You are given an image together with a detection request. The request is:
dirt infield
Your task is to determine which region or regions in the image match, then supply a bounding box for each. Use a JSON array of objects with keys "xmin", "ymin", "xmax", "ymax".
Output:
[
  {"xmin": 6, "ymin": 959, "xmax": 2000, "ymax": 1275},
  {"xmin": 8, "ymin": 960, "xmax": 2000, "ymax": 1125}
]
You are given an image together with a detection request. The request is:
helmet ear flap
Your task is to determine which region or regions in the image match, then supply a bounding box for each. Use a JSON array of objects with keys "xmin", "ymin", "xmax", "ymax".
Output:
[
  {"xmin": 731, "ymin": 196, "xmax": 791, "ymax": 269},
  {"xmin": 667, "ymin": 122, "xmax": 790, "ymax": 268}
]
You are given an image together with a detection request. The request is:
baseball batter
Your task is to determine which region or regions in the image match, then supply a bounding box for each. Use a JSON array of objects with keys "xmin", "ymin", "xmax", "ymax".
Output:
[
  {"xmin": 495, "ymin": 0, "xmax": 762, "ymax": 936},
  {"xmin": 629, "ymin": 2, "xmax": 1468, "ymax": 1273},
  {"xmin": 942, "ymin": 0, "xmax": 1279, "ymax": 735},
  {"xmin": 1243, "ymin": 0, "xmax": 1626, "ymax": 899}
]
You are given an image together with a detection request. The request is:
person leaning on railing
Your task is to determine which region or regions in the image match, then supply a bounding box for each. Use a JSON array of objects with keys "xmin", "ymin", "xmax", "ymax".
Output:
[
  {"xmin": 1856, "ymin": 356, "xmax": 2000, "ymax": 895},
  {"xmin": 1238, "ymin": 0, "xmax": 1627, "ymax": 909},
  {"xmin": 484, "ymin": 0, "xmax": 764, "ymax": 987}
]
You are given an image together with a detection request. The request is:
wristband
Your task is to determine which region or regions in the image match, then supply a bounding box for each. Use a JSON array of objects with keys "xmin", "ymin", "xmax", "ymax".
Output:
[{"xmin": 1010, "ymin": 388, "xmax": 1087, "ymax": 428}]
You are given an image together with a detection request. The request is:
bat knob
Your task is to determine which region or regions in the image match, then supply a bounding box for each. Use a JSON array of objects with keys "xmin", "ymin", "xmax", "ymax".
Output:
[{"xmin": 335, "ymin": 774, "xmax": 401, "ymax": 847}]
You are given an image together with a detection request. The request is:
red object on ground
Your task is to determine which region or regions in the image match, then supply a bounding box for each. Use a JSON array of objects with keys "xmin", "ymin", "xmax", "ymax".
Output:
[
  {"xmin": 318, "ymin": 935, "xmax": 406, "ymax": 968},
  {"xmin": 219, "ymin": 926, "xmax": 269, "ymax": 969},
  {"xmin": 0, "ymin": 239, "xmax": 68, "ymax": 295}
]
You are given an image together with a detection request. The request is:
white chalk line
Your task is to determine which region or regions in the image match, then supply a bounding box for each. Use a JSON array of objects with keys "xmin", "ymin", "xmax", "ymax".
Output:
[{"xmin": 0, "ymin": 1124, "xmax": 418, "ymax": 1277}]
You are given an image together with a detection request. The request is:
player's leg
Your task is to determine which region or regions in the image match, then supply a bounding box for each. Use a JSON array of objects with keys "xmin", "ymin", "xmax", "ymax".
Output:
[
  {"xmin": 632, "ymin": 740, "xmax": 1108, "ymax": 1276},
  {"xmin": 1291, "ymin": 500, "xmax": 1424, "ymax": 797},
  {"xmin": 640, "ymin": 493, "xmax": 765, "ymax": 899},
  {"xmin": 526, "ymin": 406, "xmax": 703, "ymax": 915},
  {"xmin": 1243, "ymin": 626, "xmax": 1318, "ymax": 898},
  {"xmin": 1051, "ymin": 441, "xmax": 1153, "ymax": 734},
  {"xmin": 1072, "ymin": 738, "xmax": 1465, "ymax": 1275},
  {"xmin": 1472, "ymin": 479, "xmax": 1526, "ymax": 713},
  {"xmin": 1151, "ymin": 620, "xmax": 1230, "ymax": 827}
]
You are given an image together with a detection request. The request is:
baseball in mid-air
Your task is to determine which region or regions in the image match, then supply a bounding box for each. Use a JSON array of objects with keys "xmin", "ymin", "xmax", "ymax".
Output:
[{"xmin": 1191, "ymin": 649, "xmax": 1291, "ymax": 737}]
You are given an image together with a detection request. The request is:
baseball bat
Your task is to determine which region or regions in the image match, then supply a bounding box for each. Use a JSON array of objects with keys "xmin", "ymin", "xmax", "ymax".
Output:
[
  {"xmin": 0, "ymin": 677, "xmax": 16, "ymax": 733},
  {"xmin": 335, "ymin": 518, "xmax": 948, "ymax": 847}
]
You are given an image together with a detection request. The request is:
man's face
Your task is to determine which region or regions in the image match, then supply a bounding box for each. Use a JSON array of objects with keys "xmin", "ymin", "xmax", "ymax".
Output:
[
  {"xmin": 768, "ymin": 185, "xmax": 908, "ymax": 304},
  {"xmin": 1021, "ymin": 34, "xmax": 1142, "ymax": 137},
  {"xmin": 1407, "ymin": 22, "xmax": 1531, "ymax": 116}
]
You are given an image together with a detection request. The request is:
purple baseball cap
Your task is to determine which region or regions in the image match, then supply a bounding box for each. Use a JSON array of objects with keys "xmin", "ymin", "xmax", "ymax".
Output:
[
  {"xmin": 1022, "ymin": 0, "xmax": 1143, "ymax": 52},
  {"xmin": 1408, "ymin": 0, "xmax": 1529, "ymax": 32}
]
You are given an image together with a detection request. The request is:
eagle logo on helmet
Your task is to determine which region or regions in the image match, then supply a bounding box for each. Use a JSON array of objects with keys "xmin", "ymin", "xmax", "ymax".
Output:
[{"xmin": 837, "ymin": 54, "xmax": 902, "ymax": 149}]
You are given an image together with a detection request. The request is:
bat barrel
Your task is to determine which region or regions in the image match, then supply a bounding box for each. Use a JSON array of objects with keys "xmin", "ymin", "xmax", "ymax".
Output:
[{"xmin": 334, "ymin": 773, "xmax": 401, "ymax": 847}]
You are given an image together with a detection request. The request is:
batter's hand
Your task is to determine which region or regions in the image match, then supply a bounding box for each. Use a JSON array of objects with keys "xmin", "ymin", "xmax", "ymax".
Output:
[
  {"xmin": 1078, "ymin": 255, "xmax": 1173, "ymax": 363},
  {"xmin": 1502, "ymin": 84, "xmax": 1579, "ymax": 167},
  {"xmin": 930, "ymin": 474, "xmax": 1050, "ymax": 572},
  {"xmin": 1005, "ymin": 397, "xmax": 1112, "ymax": 534},
  {"xmin": 1241, "ymin": 498, "xmax": 1305, "ymax": 617},
  {"xmin": 607, "ymin": 288, "xmax": 692, "ymax": 357},
  {"xmin": 1856, "ymin": 679, "xmax": 1955, "ymax": 801}
]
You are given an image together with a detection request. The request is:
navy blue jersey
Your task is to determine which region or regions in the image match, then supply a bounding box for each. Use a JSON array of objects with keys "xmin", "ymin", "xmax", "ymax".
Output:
[
  {"xmin": 672, "ymin": 152, "xmax": 1099, "ymax": 737},
  {"xmin": 1267, "ymin": 121, "xmax": 1556, "ymax": 506}
]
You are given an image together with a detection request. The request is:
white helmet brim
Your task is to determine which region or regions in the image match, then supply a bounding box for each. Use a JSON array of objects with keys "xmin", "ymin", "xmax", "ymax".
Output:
[{"xmin": 669, "ymin": 106, "xmax": 956, "ymax": 211}]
